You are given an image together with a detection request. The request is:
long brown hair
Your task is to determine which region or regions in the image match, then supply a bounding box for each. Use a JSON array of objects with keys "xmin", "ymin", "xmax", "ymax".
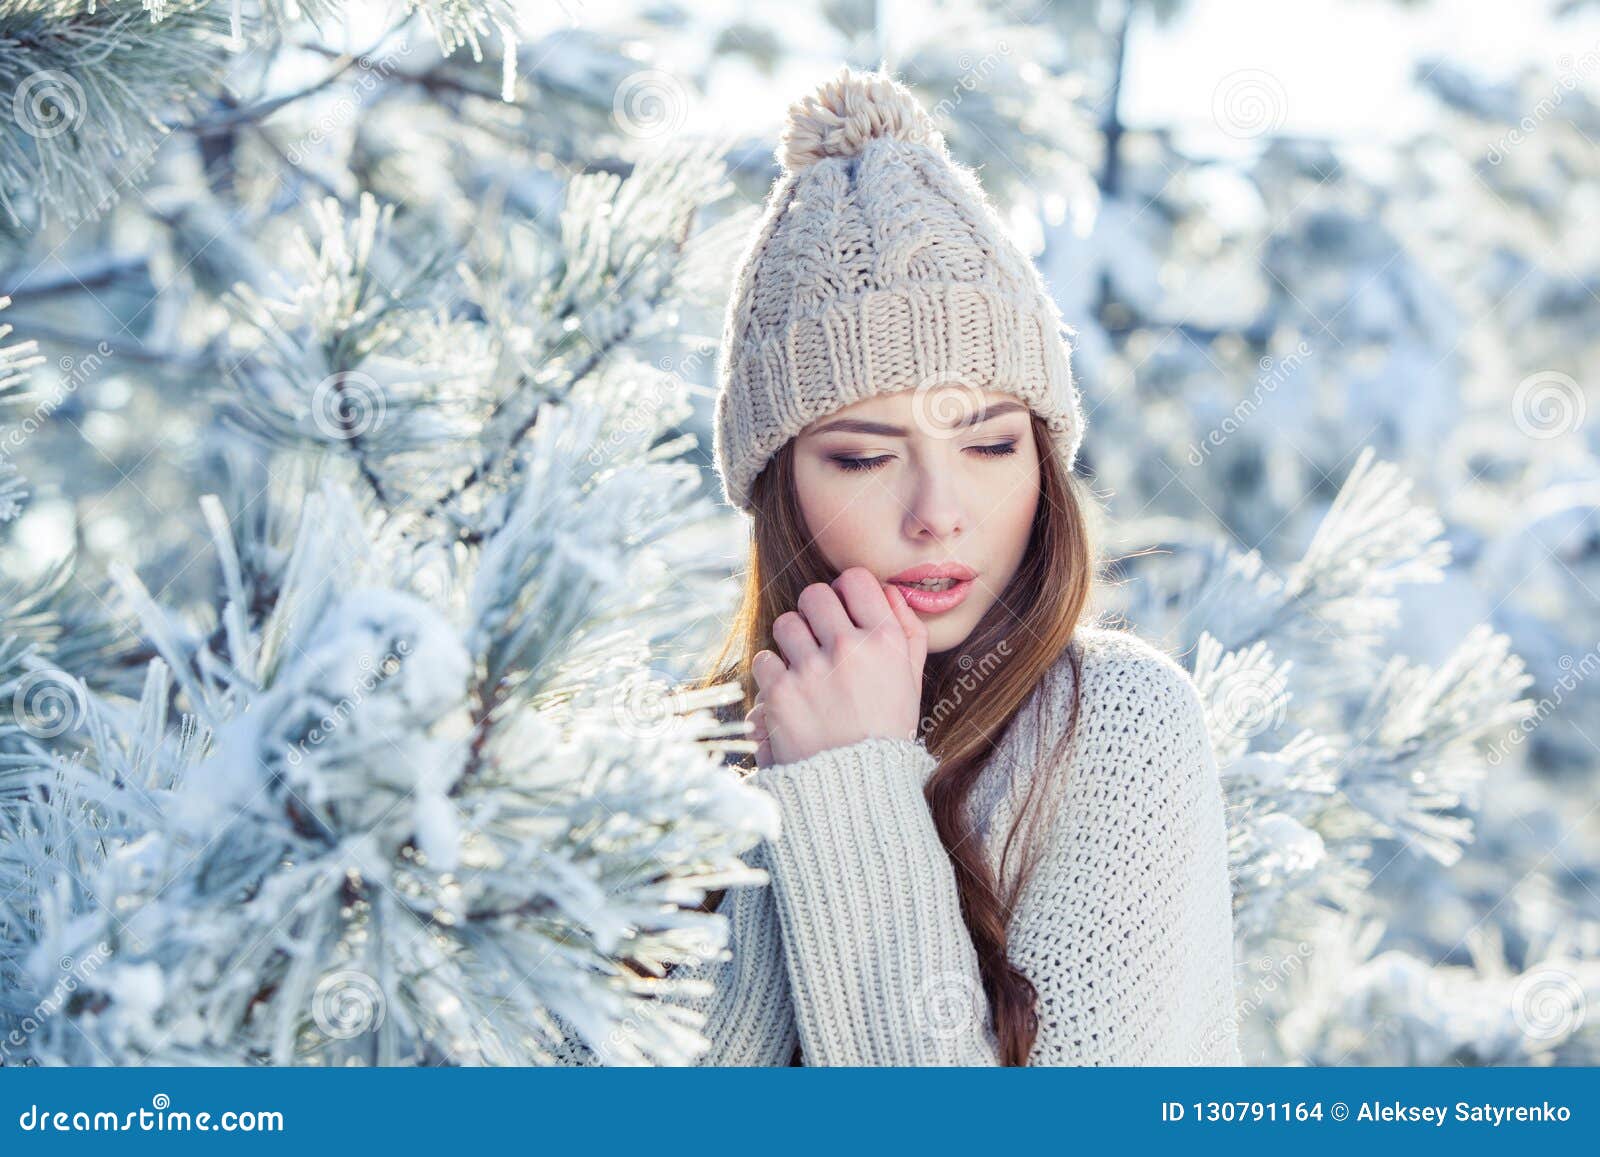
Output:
[{"xmin": 691, "ymin": 413, "xmax": 1097, "ymax": 1065}]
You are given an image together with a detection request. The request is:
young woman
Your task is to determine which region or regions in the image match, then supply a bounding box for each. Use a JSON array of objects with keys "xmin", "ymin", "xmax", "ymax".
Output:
[{"xmin": 555, "ymin": 65, "xmax": 1240, "ymax": 1067}]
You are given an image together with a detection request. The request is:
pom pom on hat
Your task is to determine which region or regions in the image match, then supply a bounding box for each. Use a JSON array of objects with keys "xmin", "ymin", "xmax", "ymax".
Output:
[{"xmin": 777, "ymin": 64, "xmax": 947, "ymax": 172}]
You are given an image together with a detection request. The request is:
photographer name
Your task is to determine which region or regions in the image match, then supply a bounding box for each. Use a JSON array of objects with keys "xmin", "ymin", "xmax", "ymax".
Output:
[{"xmin": 1358, "ymin": 1101, "xmax": 1571, "ymax": 1126}]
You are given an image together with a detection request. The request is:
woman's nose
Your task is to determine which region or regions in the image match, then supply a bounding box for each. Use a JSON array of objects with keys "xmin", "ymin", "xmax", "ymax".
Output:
[{"xmin": 902, "ymin": 467, "xmax": 964, "ymax": 540}]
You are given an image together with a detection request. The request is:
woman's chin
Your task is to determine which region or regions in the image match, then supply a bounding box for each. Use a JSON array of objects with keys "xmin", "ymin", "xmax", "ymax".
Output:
[{"xmin": 922, "ymin": 617, "xmax": 976, "ymax": 656}]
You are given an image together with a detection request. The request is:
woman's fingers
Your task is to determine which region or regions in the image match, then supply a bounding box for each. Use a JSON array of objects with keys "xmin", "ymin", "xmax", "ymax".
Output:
[
  {"xmin": 883, "ymin": 580, "xmax": 928, "ymax": 677},
  {"xmin": 830, "ymin": 566, "xmax": 897, "ymax": 633},
  {"xmin": 750, "ymin": 648, "xmax": 784, "ymax": 687},
  {"xmin": 795, "ymin": 581, "xmax": 853, "ymax": 648},
  {"xmin": 747, "ymin": 701, "xmax": 772, "ymax": 767},
  {"xmin": 771, "ymin": 610, "xmax": 822, "ymax": 668}
]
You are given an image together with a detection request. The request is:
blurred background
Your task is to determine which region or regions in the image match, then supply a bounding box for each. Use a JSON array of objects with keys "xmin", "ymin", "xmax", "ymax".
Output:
[{"xmin": 1, "ymin": 0, "xmax": 1597, "ymax": 1065}]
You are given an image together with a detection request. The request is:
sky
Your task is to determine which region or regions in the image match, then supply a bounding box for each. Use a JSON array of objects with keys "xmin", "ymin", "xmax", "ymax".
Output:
[
  {"xmin": 1123, "ymin": 0, "xmax": 1600, "ymax": 156},
  {"xmin": 538, "ymin": 0, "xmax": 1600, "ymax": 157}
]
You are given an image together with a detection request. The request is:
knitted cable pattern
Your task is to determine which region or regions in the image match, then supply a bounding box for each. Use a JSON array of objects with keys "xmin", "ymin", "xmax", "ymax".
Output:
[
  {"xmin": 547, "ymin": 624, "xmax": 1241, "ymax": 1066},
  {"xmin": 711, "ymin": 64, "xmax": 1085, "ymax": 513}
]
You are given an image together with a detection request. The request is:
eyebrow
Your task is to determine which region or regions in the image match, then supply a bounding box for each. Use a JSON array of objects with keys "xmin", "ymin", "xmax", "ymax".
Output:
[{"xmin": 807, "ymin": 399, "xmax": 1029, "ymax": 437}]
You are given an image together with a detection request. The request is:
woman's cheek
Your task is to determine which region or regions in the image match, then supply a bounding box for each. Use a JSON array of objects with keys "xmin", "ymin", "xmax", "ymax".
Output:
[
  {"xmin": 820, "ymin": 489, "xmax": 899, "ymax": 571},
  {"xmin": 817, "ymin": 492, "xmax": 876, "ymax": 558},
  {"xmin": 800, "ymin": 484, "xmax": 860, "ymax": 559}
]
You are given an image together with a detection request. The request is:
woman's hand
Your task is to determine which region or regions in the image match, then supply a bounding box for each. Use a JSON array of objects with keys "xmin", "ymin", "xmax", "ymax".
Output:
[{"xmin": 747, "ymin": 566, "xmax": 928, "ymax": 767}]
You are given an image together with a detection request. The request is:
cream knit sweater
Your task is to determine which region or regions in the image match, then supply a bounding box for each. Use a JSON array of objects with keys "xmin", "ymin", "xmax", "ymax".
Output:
[{"xmin": 551, "ymin": 624, "xmax": 1243, "ymax": 1066}]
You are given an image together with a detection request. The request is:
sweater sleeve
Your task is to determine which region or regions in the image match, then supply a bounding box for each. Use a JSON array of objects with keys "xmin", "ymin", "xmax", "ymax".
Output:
[
  {"xmin": 540, "ymin": 837, "xmax": 799, "ymax": 1066},
  {"xmin": 751, "ymin": 736, "xmax": 1002, "ymax": 1065}
]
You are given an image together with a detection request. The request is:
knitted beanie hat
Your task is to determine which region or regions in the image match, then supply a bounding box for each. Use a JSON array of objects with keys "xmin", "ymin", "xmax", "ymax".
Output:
[{"xmin": 711, "ymin": 64, "xmax": 1085, "ymax": 514}]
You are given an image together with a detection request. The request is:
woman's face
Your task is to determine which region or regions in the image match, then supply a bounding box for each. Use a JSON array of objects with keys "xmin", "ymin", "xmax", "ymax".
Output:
[{"xmin": 791, "ymin": 386, "xmax": 1041, "ymax": 655}]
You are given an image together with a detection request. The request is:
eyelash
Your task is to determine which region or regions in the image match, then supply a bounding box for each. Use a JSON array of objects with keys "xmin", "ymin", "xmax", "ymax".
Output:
[{"xmin": 831, "ymin": 442, "xmax": 1018, "ymax": 473}]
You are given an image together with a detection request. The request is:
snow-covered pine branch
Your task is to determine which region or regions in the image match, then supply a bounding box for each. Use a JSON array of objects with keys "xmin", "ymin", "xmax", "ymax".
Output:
[
  {"xmin": 0, "ymin": 136, "xmax": 777, "ymax": 1065},
  {"xmin": 0, "ymin": 0, "xmax": 234, "ymax": 229},
  {"xmin": 1128, "ymin": 446, "xmax": 1539, "ymax": 1059}
]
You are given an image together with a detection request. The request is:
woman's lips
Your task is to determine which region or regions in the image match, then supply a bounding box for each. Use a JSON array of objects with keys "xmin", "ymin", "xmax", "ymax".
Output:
[{"xmin": 890, "ymin": 577, "xmax": 975, "ymax": 615}]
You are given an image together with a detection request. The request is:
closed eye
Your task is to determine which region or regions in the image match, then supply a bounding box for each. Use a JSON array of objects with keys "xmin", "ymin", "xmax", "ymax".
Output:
[
  {"xmin": 831, "ymin": 454, "xmax": 891, "ymax": 473},
  {"xmin": 831, "ymin": 441, "xmax": 1018, "ymax": 473},
  {"xmin": 970, "ymin": 441, "xmax": 1017, "ymax": 458}
]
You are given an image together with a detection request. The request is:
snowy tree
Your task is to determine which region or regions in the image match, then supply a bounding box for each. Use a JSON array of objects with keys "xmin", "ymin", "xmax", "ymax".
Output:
[{"xmin": 1, "ymin": 9, "xmax": 781, "ymax": 1058}]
